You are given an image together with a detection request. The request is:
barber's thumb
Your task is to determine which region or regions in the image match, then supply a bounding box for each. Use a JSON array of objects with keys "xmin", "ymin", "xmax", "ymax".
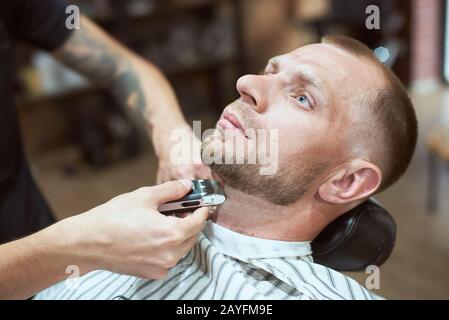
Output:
[
  {"xmin": 183, "ymin": 207, "xmax": 210, "ymax": 236},
  {"xmin": 152, "ymin": 179, "xmax": 193, "ymax": 204}
]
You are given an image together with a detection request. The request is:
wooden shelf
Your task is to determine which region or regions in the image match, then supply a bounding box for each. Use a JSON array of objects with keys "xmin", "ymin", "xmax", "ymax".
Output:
[
  {"xmin": 16, "ymin": 86, "xmax": 97, "ymax": 109},
  {"xmin": 164, "ymin": 56, "xmax": 236, "ymax": 76},
  {"xmin": 90, "ymin": 0, "xmax": 232, "ymax": 25},
  {"xmin": 17, "ymin": 0, "xmax": 245, "ymax": 115},
  {"xmin": 16, "ymin": 56, "xmax": 235, "ymax": 109}
]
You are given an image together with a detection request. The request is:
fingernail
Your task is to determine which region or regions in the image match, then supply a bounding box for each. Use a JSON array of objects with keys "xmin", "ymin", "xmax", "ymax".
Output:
[
  {"xmin": 179, "ymin": 179, "xmax": 193, "ymax": 189},
  {"xmin": 208, "ymin": 206, "xmax": 217, "ymax": 215}
]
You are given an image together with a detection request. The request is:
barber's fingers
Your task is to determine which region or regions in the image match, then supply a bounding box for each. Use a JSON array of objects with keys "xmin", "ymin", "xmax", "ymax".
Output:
[
  {"xmin": 176, "ymin": 207, "xmax": 210, "ymax": 238},
  {"xmin": 157, "ymin": 167, "xmax": 195, "ymax": 184},
  {"xmin": 193, "ymin": 164, "xmax": 212, "ymax": 180},
  {"xmin": 156, "ymin": 170, "xmax": 166, "ymax": 185},
  {"xmin": 149, "ymin": 179, "xmax": 193, "ymax": 205},
  {"xmin": 178, "ymin": 234, "xmax": 200, "ymax": 255}
]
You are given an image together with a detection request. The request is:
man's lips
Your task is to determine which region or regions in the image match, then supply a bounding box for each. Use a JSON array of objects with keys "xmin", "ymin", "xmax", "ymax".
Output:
[{"xmin": 217, "ymin": 111, "xmax": 248, "ymax": 138}]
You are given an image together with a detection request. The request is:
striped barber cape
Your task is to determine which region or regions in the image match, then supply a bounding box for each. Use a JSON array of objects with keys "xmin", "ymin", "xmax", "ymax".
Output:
[{"xmin": 35, "ymin": 221, "xmax": 382, "ymax": 300}]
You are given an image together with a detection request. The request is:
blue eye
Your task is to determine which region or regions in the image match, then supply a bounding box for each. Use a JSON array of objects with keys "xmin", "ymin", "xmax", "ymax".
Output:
[
  {"xmin": 298, "ymin": 95, "xmax": 307, "ymax": 103},
  {"xmin": 296, "ymin": 94, "xmax": 311, "ymax": 108}
]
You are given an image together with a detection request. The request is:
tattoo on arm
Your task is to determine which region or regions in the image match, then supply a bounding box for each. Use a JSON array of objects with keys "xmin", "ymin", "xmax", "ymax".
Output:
[{"xmin": 54, "ymin": 26, "xmax": 147, "ymax": 117}]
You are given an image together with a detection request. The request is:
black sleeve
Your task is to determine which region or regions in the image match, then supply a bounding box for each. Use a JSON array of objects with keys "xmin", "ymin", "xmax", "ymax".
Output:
[{"xmin": 12, "ymin": 0, "xmax": 73, "ymax": 51}]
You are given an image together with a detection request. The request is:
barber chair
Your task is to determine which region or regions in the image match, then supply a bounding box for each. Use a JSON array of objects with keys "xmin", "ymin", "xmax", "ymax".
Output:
[{"xmin": 311, "ymin": 198, "xmax": 396, "ymax": 272}]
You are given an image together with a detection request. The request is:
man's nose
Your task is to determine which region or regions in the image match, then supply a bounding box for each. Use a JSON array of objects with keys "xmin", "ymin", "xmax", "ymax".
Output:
[{"xmin": 236, "ymin": 74, "xmax": 267, "ymax": 113}]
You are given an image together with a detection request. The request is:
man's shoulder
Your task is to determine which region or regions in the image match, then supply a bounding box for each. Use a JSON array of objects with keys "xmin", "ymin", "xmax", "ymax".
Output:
[
  {"xmin": 267, "ymin": 257, "xmax": 383, "ymax": 300},
  {"xmin": 305, "ymin": 260, "xmax": 384, "ymax": 300}
]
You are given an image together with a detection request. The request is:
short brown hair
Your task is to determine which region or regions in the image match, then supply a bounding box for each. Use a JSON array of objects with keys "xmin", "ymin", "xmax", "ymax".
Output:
[{"xmin": 322, "ymin": 35, "xmax": 418, "ymax": 192}]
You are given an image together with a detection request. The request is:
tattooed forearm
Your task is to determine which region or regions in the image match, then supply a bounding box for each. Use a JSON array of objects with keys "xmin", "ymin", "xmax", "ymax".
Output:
[
  {"xmin": 115, "ymin": 70, "xmax": 146, "ymax": 114},
  {"xmin": 54, "ymin": 23, "xmax": 147, "ymax": 117},
  {"xmin": 53, "ymin": 15, "xmax": 188, "ymax": 151}
]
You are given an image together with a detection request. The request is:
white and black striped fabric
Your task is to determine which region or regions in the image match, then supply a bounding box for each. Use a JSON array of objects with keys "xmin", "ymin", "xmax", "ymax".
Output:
[{"xmin": 35, "ymin": 221, "xmax": 382, "ymax": 300}]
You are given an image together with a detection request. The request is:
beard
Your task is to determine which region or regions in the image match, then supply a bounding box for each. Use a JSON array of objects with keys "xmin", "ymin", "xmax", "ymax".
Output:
[
  {"xmin": 202, "ymin": 130, "xmax": 328, "ymax": 206},
  {"xmin": 208, "ymin": 158, "xmax": 328, "ymax": 206}
]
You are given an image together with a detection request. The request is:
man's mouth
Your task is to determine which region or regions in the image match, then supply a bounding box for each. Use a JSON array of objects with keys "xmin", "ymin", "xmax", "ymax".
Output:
[{"xmin": 217, "ymin": 111, "xmax": 248, "ymax": 138}]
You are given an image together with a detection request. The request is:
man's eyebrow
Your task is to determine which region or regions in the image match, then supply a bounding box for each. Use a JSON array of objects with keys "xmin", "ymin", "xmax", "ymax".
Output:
[
  {"xmin": 267, "ymin": 56, "xmax": 326, "ymax": 94},
  {"xmin": 291, "ymin": 68, "xmax": 323, "ymax": 91},
  {"xmin": 267, "ymin": 56, "xmax": 281, "ymax": 68}
]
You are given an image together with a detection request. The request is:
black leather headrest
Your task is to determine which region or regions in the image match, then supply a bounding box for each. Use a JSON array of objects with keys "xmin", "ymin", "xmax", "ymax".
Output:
[{"xmin": 311, "ymin": 199, "xmax": 396, "ymax": 272}]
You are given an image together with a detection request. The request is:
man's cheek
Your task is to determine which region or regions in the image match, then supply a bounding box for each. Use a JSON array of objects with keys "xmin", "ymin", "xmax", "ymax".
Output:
[
  {"xmin": 256, "ymin": 129, "xmax": 279, "ymax": 175},
  {"xmin": 277, "ymin": 128, "xmax": 299, "ymax": 150}
]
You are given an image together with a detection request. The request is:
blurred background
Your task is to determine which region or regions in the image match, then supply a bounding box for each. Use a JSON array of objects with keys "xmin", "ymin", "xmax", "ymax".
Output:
[{"xmin": 12, "ymin": 0, "xmax": 449, "ymax": 299}]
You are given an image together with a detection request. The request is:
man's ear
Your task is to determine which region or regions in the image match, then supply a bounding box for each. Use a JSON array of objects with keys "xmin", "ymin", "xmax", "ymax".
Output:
[{"xmin": 318, "ymin": 159, "xmax": 382, "ymax": 204}]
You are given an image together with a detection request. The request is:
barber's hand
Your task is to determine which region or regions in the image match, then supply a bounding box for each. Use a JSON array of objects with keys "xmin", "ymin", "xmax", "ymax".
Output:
[
  {"xmin": 157, "ymin": 161, "xmax": 211, "ymax": 184},
  {"xmin": 155, "ymin": 125, "xmax": 211, "ymax": 184},
  {"xmin": 64, "ymin": 180, "xmax": 209, "ymax": 279}
]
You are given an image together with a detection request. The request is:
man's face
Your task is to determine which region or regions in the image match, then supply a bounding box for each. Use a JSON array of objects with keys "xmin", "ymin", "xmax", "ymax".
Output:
[{"xmin": 202, "ymin": 43, "xmax": 380, "ymax": 205}]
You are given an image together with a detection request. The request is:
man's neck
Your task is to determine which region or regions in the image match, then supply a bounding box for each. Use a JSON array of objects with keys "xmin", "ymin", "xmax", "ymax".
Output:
[{"xmin": 211, "ymin": 185, "xmax": 333, "ymax": 242}]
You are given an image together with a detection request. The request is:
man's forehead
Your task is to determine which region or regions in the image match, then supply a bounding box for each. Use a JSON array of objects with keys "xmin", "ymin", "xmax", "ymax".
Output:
[
  {"xmin": 268, "ymin": 43, "xmax": 383, "ymax": 88},
  {"xmin": 291, "ymin": 42, "xmax": 336, "ymax": 55},
  {"xmin": 268, "ymin": 44, "xmax": 350, "ymax": 86},
  {"xmin": 270, "ymin": 43, "xmax": 348, "ymax": 67}
]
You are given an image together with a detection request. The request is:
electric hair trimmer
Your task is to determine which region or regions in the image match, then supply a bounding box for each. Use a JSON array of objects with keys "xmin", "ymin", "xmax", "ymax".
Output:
[{"xmin": 158, "ymin": 179, "xmax": 226, "ymax": 215}]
